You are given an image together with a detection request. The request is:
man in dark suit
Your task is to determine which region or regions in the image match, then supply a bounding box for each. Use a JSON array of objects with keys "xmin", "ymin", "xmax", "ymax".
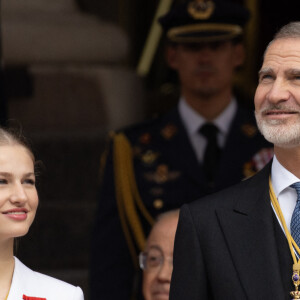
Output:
[
  {"xmin": 170, "ymin": 21, "xmax": 300, "ymax": 300},
  {"xmin": 90, "ymin": 1, "xmax": 273, "ymax": 299}
]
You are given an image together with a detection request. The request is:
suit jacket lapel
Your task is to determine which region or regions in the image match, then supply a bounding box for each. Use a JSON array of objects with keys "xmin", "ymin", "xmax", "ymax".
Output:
[
  {"xmin": 216, "ymin": 163, "xmax": 286, "ymax": 299},
  {"xmin": 8, "ymin": 257, "xmax": 40, "ymax": 300},
  {"xmin": 8, "ymin": 257, "xmax": 26, "ymax": 300}
]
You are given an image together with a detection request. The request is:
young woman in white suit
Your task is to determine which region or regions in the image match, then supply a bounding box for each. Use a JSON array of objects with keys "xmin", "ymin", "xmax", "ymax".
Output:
[{"xmin": 0, "ymin": 128, "xmax": 84, "ymax": 300}]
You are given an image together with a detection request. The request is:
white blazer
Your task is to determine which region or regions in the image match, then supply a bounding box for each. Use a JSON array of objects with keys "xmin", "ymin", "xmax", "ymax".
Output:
[{"xmin": 7, "ymin": 257, "xmax": 84, "ymax": 300}]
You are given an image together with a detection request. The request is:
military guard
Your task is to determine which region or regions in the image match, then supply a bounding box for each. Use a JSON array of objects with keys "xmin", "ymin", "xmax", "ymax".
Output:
[{"xmin": 90, "ymin": 1, "xmax": 273, "ymax": 299}]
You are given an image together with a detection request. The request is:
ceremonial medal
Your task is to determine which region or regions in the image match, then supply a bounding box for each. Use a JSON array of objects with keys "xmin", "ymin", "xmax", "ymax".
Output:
[
  {"xmin": 269, "ymin": 179, "xmax": 300, "ymax": 300},
  {"xmin": 161, "ymin": 124, "xmax": 177, "ymax": 140},
  {"xmin": 139, "ymin": 132, "xmax": 151, "ymax": 145},
  {"xmin": 243, "ymin": 148, "xmax": 274, "ymax": 178},
  {"xmin": 144, "ymin": 164, "xmax": 180, "ymax": 184},
  {"xmin": 291, "ymin": 264, "xmax": 300, "ymax": 299},
  {"xmin": 141, "ymin": 150, "xmax": 160, "ymax": 165},
  {"xmin": 241, "ymin": 123, "xmax": 257, "ymax": 138}
]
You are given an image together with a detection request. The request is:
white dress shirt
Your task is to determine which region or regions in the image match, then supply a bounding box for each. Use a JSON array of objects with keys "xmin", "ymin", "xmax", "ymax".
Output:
[
  {"xmin": 178, "ymin": 97, "xmax": 237, "ymax": 162},
  {"xmin": 271, "ymin": 155, "xmax": 300, "ymax": 233}
]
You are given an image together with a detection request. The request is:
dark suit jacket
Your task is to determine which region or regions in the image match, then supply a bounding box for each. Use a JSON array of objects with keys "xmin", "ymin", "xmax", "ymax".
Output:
[
  {"xmin": 170, "ymin": 161, "xmax": 294, "ymax": 300},
  {"xmin": 90, "ymin": 105, "xmax": 273, "ymax": 300}
]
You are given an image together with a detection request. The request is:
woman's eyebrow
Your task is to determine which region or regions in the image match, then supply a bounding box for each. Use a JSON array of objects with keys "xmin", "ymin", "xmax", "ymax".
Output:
[{"xmin": 0, "ymin": 172, "xmax": 12, "ymax": 177}]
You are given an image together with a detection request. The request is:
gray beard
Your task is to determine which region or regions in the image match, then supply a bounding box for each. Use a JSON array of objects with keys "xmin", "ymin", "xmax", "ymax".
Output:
[{"xmin": 255, "ymin": 111, "xmax": 300, "ymax": 148}]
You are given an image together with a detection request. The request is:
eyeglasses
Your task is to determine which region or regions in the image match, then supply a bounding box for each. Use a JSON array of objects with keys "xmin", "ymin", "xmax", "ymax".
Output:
[{"xmin": 139, "ymin": 246, "xmax": 173, "ymax": 272}]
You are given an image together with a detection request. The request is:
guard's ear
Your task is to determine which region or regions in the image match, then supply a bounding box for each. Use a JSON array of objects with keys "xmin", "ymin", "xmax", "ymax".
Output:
[
  {"xmin": 165, "ymin": 44, "xmax": 179, "ymax": 70},
  {"xmin": 233, "ymin": 43, "xmax": 245, "ymax": 67}
]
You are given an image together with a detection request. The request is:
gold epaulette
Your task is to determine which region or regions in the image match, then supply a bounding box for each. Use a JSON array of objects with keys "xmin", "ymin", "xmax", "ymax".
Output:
[{"xmin": 113, "ymin": 133, "xmax": 155, "ymax": 268}]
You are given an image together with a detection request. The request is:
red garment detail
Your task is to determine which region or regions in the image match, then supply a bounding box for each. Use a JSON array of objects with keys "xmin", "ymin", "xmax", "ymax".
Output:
[{"xmin": 22, "ymin": 295, "xmax": 46, "ymax": 300}]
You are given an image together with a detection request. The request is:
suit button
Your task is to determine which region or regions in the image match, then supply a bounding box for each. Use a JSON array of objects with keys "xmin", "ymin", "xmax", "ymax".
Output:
[{"xmin": 153, "ymin": 199, "xmax": 164, "ymax": 210}]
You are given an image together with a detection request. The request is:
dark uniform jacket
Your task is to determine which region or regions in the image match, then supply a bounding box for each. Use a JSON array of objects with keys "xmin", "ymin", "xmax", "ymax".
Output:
[
  {"xmin": 90, "ymin": 104, "xmax": 273, "ymax": 300},
  {"xmin": 170, "ymin": 161, "xmax": 294, "ymax": 300}
]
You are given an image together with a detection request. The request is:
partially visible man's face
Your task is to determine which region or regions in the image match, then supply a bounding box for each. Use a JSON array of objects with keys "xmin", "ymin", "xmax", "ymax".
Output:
[
  {"xmin": 166, "ymin": 40, "xmax": 244, "ymax": 98},
  {"xmin": 142, "ymin": 213, "xmax": 178, "ymax": 300},
  {"xmin": 255, "ymin": 38, "xmax": 300, "ymax": 148}
]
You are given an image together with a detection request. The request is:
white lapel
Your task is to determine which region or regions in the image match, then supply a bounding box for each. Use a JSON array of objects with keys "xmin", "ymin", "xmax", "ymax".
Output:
[
  {"xmin": 7, "ymin": 257, "xmax": 39, "ymax": 300},
  {"xmin": 7, "ymin": 257, "xmax": 84, "ymax": 300}
]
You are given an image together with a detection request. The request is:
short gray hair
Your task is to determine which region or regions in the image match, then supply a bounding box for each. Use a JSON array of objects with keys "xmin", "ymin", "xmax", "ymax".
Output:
[
  {"xmin": 274, "ymin": 22, "xmax": 300, "ymax": 40},
  {"xmin": 264, "ymin": 22, "xmax": 300, "ymax": 57}
]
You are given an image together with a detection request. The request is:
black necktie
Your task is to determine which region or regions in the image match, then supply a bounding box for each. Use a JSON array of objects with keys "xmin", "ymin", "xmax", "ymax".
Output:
[{"xmin": 199, "ymin": 123, "xmax": 221, "ymax": 184}]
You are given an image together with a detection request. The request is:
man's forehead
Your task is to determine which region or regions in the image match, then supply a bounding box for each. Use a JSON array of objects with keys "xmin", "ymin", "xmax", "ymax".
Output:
[
  {"xmin": 265, "ymin": 38, "xmax": 300, "ymax": 57},
  {"xmin": 262, "ymin": 39, "xmax": 300, "ymax": 69}
]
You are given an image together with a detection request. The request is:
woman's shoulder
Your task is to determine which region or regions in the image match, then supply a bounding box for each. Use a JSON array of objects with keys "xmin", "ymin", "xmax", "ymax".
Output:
[{"xmin": 9, "ymin": 257, "xmax": 84, "ymax": 300}]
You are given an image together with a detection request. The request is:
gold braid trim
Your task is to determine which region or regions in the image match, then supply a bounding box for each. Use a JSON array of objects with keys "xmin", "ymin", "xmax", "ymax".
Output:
[
  {"xmin": 127, "ymin": 147, "xmax": 155, "ymax": 228},
  {"xmin": 114, "ymin": 134, "xmax": 139, "ymax": 268},
  {"xmin": 115, "ymin": 173, "xmax": 138, "ymax": 269},
  {"xmin": 116, "ymin": 133, "xmax": 155, "ymax": 228},
  {"xmin": 114, "ymin": 133, "xmax": 145, "ymax": 250},
  {"xmin": 114, "ymin": 133, "xmax": 155, "ymax": 266}
]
